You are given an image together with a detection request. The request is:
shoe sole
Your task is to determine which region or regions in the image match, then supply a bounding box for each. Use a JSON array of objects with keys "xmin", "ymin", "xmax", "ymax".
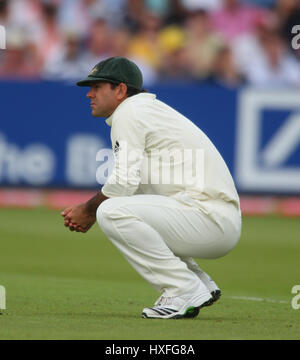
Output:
[
  {"xmin": 181, "ymin": 297, "xmax": 214, "ymax": 318},
  {"xmin": 142, "ymin": 297, "xmax": 214, "ymax": 319},
  {"xmin": 201, "ymin": 290, "xmax": 221, "ymax": 308},
  {"xmin": 183, "ymin": 290, "xmax": 222, "ymax": 318}
]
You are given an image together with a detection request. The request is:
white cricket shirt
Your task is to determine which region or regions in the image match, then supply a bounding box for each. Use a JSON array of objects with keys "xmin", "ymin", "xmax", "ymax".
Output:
[{"xmin": 101, "ymin": 93, "xmax": 240, "ymax": 211}]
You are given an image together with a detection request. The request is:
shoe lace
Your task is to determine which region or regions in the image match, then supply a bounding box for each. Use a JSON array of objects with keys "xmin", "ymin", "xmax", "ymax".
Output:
[{"xmin": 155, "ymin": 296, "xmax": 174, "ymax": 307}]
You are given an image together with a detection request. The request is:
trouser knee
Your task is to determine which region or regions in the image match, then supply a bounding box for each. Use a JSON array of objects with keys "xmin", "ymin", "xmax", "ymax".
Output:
[
  {"xmin": 96, "ymin": 199, "xmax": 114, "ymax": 235},
  {"xmin": 96, "ymin": 197, "xmax": 127, "ymax": 236}
]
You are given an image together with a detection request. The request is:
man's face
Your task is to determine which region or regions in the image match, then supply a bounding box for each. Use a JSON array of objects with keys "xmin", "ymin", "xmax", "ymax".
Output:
[{"xmin": 86, "ymin": 82, "xmax": 120, "ymax": 118}]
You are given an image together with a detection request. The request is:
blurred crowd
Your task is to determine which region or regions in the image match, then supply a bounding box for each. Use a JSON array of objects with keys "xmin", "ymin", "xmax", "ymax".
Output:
[{"xmin": 1, "ymin": 0, "xmax": 300, "ymax": 87}]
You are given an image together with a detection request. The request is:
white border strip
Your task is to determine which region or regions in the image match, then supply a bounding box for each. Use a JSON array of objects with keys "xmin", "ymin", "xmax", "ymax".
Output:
[{"xmin": 227, "ymin": 296, "xmax": 288, "ymax": 304}]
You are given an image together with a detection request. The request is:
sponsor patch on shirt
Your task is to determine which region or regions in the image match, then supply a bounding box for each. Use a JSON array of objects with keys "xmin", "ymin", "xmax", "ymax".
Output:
[{"xmin": 114, "ymin": 140, "xmax": 120, "ymax": 154}]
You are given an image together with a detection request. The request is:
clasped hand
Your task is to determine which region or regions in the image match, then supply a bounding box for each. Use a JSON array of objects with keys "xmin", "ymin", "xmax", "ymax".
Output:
[{"xmin": 61, "ymin": 203, "xmax": 96, "ymax": 233}]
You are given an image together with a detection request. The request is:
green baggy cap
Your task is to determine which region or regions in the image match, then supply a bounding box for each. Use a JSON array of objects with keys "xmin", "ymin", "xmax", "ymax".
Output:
[{"xmin": 76, "ymin": 56, "xmax": 143, "ymax": 90}]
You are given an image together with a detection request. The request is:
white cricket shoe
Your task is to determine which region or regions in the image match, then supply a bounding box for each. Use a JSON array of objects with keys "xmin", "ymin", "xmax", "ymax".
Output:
[{"xmin": 142, "ymin": 285, "xmax": 213, "ymax": 319}]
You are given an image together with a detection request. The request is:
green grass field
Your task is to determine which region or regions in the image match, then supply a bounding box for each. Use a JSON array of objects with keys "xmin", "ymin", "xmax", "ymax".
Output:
[{"xmin": 0, "ymin": 207, "xmax": 299, "ymax": 340}]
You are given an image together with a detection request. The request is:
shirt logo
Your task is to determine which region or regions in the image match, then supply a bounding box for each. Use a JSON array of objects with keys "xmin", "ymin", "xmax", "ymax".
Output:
[{"xmin": 114, "ymin": 140, "xmax": 120, "ymax": 154}]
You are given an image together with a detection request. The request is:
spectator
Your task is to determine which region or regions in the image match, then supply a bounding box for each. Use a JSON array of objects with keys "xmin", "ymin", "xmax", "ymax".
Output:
[
  {"xmin": 57, "ymin": 0, "xmax": 93, "ymax": 36},
  {"xmin": 180, "ymin": 0, "xmax": 221, "ymax": 12},
  {"xmin": 158, "ymin": 23, "xmax": 191, "ymax": 80},
  {"xmin": 81, "ymin": 17, "xmax": 112, "ymax": 73},
  {"xmin": 0, "ymin": 28, "xmax": 40, "ymax": 79},
  {"xmin": 274, "ymin": 0, "xmax": 300, "ymax": 60},
  {"xmin": 144, "ymin": 0, "xmax": 174, "ymax": 18},
  {"xmin": 128, "ymin": 11, "xmax": 164, "ymax": 70},
  {"xmin": 184, "ymin": 9, "xmax": 225, "ymax": 79},
  {"xmin": 1, "ymin": 0, "xmax": 43, "ymax": 29},
  {"xmin": 110, "ymin": 27, "xmax": 158, "ymax": 86},
  {"xmin": 159, "ymin": 46, "xmax": 193, "ymax": 81},
  {"xmin": 208, "ymin": 45, "xmax": 245, "ymax": 87},
  {"xmin": 42, "ymin": 31, "xmax": 87, "ymax": 82},
  {"xmin": 124, "ymin": 0, "xmax": 145, "ymax": 31},
  {"xmin": 110, "ymin": 27, "xmax": 132, "ymax": 57},
  {"xmin": 0, "ymin": 0, "xmax": 9, "ymax": 25},
  {"xmin": 87, "ymin": 0, "xmax": 128, "ymax": 29},
  {"xmin": 35, "ymin": 3, "xmax": 63, "ymax": 65},
  {"xmin": 242, "ymin": 0, "xmax": 276, "ymax": 7},
  {"xmin": 143, "ymin": 0, "xmax": 187, "ymax": 25},
  {"xmin": 244, "ymin": 31, "xmax": 300, "ymax": 87},
  {"xmin": 232, "ymin": 13, "xmax": 278, "ymax": 74},
  {"xmin": 210, "ymin": 0, "xmax": 267, "ymax": 43}
]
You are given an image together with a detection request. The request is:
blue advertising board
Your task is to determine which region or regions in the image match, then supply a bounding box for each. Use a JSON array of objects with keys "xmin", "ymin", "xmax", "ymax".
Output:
[{"xmin": 0, "ymin": 81, "xmax": 299, "ymax": 194}]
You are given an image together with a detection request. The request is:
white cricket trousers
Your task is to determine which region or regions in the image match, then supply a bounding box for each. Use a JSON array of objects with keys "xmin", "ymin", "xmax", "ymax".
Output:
[{"xmin": 97, "ymin": 194, "xmax": 241, "ymax": 297}]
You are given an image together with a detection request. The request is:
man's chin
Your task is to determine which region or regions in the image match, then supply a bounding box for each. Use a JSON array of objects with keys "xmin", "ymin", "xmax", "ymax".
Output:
[{"xmin": 91, "ymin": 109, "xmax": 101, "ymax": 117}]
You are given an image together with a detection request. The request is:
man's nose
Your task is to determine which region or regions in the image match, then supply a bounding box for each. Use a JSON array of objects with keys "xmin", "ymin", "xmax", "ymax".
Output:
[{"xmin": 87, "ymin": 89, "xmax": 93, "ymax": 98}]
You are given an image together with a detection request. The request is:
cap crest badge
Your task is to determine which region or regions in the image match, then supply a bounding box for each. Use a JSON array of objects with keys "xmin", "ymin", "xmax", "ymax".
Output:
[{"xmin": 89, "ymin": 67, "xmax": 98, "ymax": 76}]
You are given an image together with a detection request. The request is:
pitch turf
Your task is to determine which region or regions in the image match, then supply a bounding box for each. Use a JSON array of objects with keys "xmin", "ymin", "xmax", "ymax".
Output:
[{"xmin": 0, "ymin": 207, "xmax": 299, "ymax": 340}]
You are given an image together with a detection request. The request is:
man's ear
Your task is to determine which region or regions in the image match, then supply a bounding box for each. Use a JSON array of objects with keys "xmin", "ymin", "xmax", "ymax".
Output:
[{"xmin": 116, "ymin": 83, "xmax": 128, "ymax": 100}]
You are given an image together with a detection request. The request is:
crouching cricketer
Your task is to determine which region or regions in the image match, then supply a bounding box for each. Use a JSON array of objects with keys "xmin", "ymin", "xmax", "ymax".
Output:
[{"xmin": 61, "ymin": 56, "xmax": 242, "ymax": 319}]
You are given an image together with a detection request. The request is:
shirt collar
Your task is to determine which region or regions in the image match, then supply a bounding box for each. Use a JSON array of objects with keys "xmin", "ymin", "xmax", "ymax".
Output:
[
  {"xmin": 105, "ymin": 115, "xmax": 113, "ymax": 126},
  {"xmin": 105, "ymin": 93, "xmax": 156, "ymax": 127}
]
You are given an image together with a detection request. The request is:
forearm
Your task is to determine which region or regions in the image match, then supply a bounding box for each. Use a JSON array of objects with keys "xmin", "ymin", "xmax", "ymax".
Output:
[{"xmin": 85, "ymin": 189, "xmax": 109, "ymax": 216}]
